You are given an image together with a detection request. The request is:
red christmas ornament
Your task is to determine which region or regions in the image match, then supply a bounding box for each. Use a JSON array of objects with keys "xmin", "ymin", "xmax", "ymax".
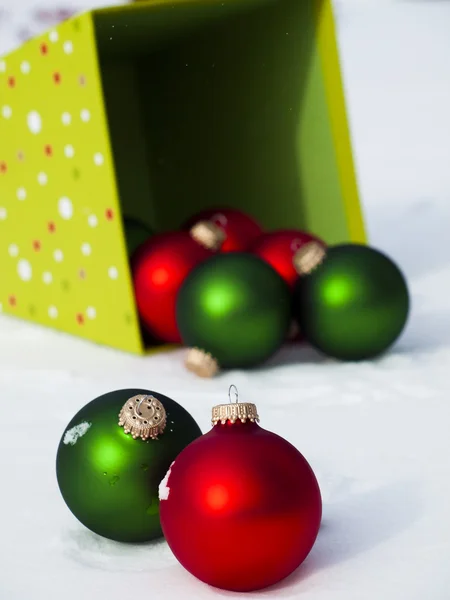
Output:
[
  {"xmin": 131, "ymin": 229, "xmax": 214, "ymax": 344},
  {"xmin": 250, "ymin": 229, "xmax": 326, "ymax": 289},
  {"xmin": 183, "ymin": 208, "xmax": 263, "ymax": 252},
  {"xmin": 159, "ymin": 386, "xmax": 322, "ymax": 592}
]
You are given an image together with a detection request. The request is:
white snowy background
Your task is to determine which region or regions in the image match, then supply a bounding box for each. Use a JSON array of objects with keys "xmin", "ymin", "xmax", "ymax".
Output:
[{"xmin": 1, "ymin": 0, "xmax": 450, "ymax": 598}]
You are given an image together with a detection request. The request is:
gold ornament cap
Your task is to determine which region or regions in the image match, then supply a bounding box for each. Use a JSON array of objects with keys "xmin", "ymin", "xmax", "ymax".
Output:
[
  {"xmin": 190, "ymin": 220, "xmax": 226, "ymax": 251},
  {"xmin": 185, "ymin": 347, "xmax": 220, "ymax": 378},
  {"xmin": 293, "ymin": 241, "xmax": 327, "ymax": 275},
  {"xmin": 118, "ymin": 394, "xmax": 167, "ymax": 440},
  {"xmin": 211, "ymin": 385, "xmax": 260, "ymax": 425}
]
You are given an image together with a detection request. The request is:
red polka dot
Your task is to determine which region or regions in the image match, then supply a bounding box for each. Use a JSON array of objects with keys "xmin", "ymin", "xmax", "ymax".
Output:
[
  {"xmin": 76, "ymin": 313, "xmax": 85, "ymax": 325},
  {"xmin": 17, "ymin": 151, "xmax": 25, "ymax": 161},
  {"xmin": 8, "ymin": 296, "xmax": 17, "ymax": 307},
  {"xmin": 105, "ymin": 208, "xmax": 114, "ymax": 221},
  {"xmin": 79, "ymin": 75, "xmax": 86, "ymax": 86},
  {"xmin": 79, "ymin": 269, "xmax": 86, "ymax": 280},
  {"xmin": 48, "ymin": 221, "xmax": 56, "ymax": 233},
  {"xmin": 0, "ymin": 162, "xmax": 7, "ymax": 174},
  {"xmin": 7, "ymin": 76, "xmax": 15, "ymax": 88},
  {"xmin": 53, "ymin": 72, "xmax": 61, "ymax": 84},
  {"xmin": 33, "ymin": 240, "xmax": 41, "ymax": 251},
  {"xmin": 44, "ymin": 145, "xmax": 53, "ymax": 157},
  {"xmin": 40, "ymin": 43, "xmax": 48, "ymax": 55}
]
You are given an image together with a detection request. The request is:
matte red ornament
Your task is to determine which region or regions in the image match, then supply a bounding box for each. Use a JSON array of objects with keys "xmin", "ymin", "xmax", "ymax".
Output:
[
  {"xmin": 159, "ymin": 387, "xmax": 322, "ymax": 592},
  {"xmin": 131, "ymin": 231, "xmax": 213, "ymax": 343},
  {"xmin": 250, "ymin": 229, "xmax": 326, "ymax": 288},
  {"xmin": 183, "ymin": 208, "xmax": 263, "ymax": 252}
]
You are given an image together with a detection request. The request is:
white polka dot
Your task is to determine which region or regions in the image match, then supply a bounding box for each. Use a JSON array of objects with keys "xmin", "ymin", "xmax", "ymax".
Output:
[
  {"xmin": 0, "ymin": 60, "xmax": 5, "ymax": 73},
  {"xmin": 61, "ymin": 112, "xmax": 71, "ymax": 125},
  {"xmin": 49, "ymin": 30, "xmax": 59, "ymax": 43},
  {"xmin": 88, "ymin": 214, "xmax": 98, "ymax": 228},
  {"xmin": 0, "ymin": 207, "xmax": 7, "ymax": 220},
  {"xmin": 53, "ymin": 249, "xmax": 63, "ymax": 262},
  {"xmin": 108, "ymin": 266, "xmax": 119, "ymax": 280},
  {"xmin": 17, "ymin": 259, "xmax": 32, "ymax": 281},
  {"xmin": 48, "ymin": 305, "xmax": 58, "ymax": 319},
  {"xmin": 80, "ymin": 109, "xmax": 91, "ymax": 122},
  {"xmin": 86, "ymin": 306, "xmax": 96, "ymax": 320},
  {"xmin": 81, "ymin": 242, "xmax": 91, "ymax": 256},
  {"xmin": 64, "ymin": 144, "xmax": 75, "ymax": 158},
  {"xmin": 63, "ymin": 41, "xmax": 73, "ymax": 54},
  {"xmin": 58, "ymin": 197, "xmax": 73, "ymax": 220},
  {"xmin": 37, "ymin": 172, "xmax": 48, "ymax": 185},
  {"xmin": 42, "ymin": 271, "xmax": 53, "ymax": 284},
  {"xmin": 93, "ymin": 152, "xmax": 104, "ymax": 166},
  {"xmin": 27, "ymin": 111, "xmax": 42, "ymax": 134},
  {"xmin": 8, "ymin": 244, "xmax": 19, "ymax": 257},
  {"xmin": 1, "ymin": 105, "xmax": 12, "ymax": 119},
  {"xmin": 20, "ymin": 61, "xmax": 31, "ymax": 74},
  {"xmin": 16, "ymin": 187, "xmax": 27, "ymax": 201}
]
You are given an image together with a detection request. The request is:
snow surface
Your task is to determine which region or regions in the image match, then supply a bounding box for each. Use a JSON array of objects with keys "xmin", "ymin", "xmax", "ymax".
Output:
[{"xmin": 1, "ymin": 0, "xmax": 450, "ymax": 598}]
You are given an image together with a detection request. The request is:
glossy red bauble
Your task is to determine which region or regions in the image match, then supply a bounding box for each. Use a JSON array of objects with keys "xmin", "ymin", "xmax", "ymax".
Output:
[
  {"xmin": 250, "ymin": 229, "xmax": 326, "ymax": 288},
  {"xmin": 159, "ymin": 419, "xmax": 322, "ymax": 592},
  {"xmin": 183, "ymin": 208, "xmax": 263, "ymax": 252},
  {"xmin": 131, "ymin": 232, "xmax": 212, "ymax": 343}
]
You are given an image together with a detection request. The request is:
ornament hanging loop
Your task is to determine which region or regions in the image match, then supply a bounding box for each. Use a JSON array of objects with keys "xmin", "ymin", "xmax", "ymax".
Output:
[
  {"xmin": 228, "ymin": 385, "xmax": 239, "ymax": 404},
  {"xmin": 136, "ymin": 395, "xmax": 150, "ymax": 415}
]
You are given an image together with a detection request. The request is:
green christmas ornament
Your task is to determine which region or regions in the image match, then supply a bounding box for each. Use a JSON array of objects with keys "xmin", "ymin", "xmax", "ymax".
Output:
[
  {"xmin": 292, "ymin": 242, "xmax": 410, "ymax": 361},
  {"xmin": 123, "ymin": 216, "xmax": 153, "ymax": 256},
  {"xmin": 56, "ymin": 388, "xmax": 202, "ymax": 543},
  {"xmin": 176, "ymin": 253, "xmax": 291, "ymax": 377}
]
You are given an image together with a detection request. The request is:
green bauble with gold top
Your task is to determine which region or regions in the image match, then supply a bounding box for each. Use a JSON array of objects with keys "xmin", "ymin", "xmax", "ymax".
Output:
[
  {"xmin": 176, "ymin": 253, "xmax": 291, "ymax": 377},
  {"xmin": 56, "ymin": 388, "xmax": 202, "ymax": 543},
  {"xmin": 292, "ymin": 243, "xmax": 410, "ymax": 361}
]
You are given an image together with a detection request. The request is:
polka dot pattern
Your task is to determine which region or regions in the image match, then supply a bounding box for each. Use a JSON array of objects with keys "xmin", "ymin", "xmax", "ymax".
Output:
[
  {"xmin": 20, "ymin": 62, "xmax": 31, "ymax": 75},
  {"xmin": 48, "ymin": 305, "xmax": 58, "ymax": 319},
  {"xmin": 0, "ymin": 14, "xmax": 141, "ymax": 353},
  {"xmin": 108, "ymin": 266, "xmax": 119, "ymax": 280},
  {"xmin": 42, "ymin": 272, "xmax": 53, "ymax": 284},
  {"xmin": 27, "ymin": 111, "xmax": 42, "ymax": 134},
  {"xmin": 17, "ymin": 259, "xmax": 32, "ymax": 281},
  {"xmin": 81, "ymin": 242, "xmax": 91, "ymax": 256},
  {"xmin": 64, "ymin": 145, "xmax": 75, "ymax": 158},
  {"xmin": 93, "ymin": 152, "xmax": 104, "ymax": 166},
  {"xmin": 16, "ymin": 187, "xmax": 27, "ymax": 201},
  {"xmin": 63, "ymin": 41, "xmax": 73, "ymax": 54},
  {"xmin": 37, "ymin": 172, "xmax": 48, "ymax": 185},
  {"xmin": 53, "ymin": 249, "xmax": 64, "ymax": 262},
  {"xmin": 8, "ymin": 244, "xmax": 19, "ymax": 257},
  {"xmin": 58, "ymin": 197, "xmax": 73, "ymax": 219}
]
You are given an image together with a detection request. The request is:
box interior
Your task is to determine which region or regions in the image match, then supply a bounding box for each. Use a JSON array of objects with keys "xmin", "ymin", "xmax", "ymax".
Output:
[{"xmin": 94, "ymin": 0, "xmax": 354, "ymax": 245}]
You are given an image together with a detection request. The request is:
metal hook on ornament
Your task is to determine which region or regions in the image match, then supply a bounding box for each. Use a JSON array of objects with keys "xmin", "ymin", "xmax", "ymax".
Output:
[
  {"xmin": 136, "ymin": 394, "xmax": 155, "ymax": 415},
  {"xmin": 228, "ymin": 385, "xmax": 239, "ymax": 404}
]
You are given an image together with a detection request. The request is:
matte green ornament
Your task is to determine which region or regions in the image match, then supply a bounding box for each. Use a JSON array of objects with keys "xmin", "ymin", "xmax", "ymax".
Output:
[
  {"xmin": 123, "ymin": 216, "xmax": 153, "ymax": 257},
  {"xmin": 292, "ymin": 243, "xmax": 410, "ymax": 361},
  {"xmin": 176, "ymin": 253, "xmax": 291, "ymax": 376},
  {"xmin": 56, "ymin": 388, "xmax": 202, "ymax": 543}
]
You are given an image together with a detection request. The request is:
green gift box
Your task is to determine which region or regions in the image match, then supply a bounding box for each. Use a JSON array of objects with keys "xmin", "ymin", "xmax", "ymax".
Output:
[{"xmin": 0, "ymin": 0, "xmax": 365, "ymax": 354}]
